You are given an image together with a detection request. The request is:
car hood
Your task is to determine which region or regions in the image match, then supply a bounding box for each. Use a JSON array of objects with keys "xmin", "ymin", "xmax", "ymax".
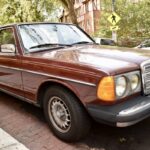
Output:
[{"xmin": 28, "ymin": 45, "xmax": 150, "ymax": 75}]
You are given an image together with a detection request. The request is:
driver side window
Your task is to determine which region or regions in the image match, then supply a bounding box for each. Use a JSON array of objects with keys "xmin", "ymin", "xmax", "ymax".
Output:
[{"xmin": 0, "ymin": 28, "xmax": 16, "ymax": 53}]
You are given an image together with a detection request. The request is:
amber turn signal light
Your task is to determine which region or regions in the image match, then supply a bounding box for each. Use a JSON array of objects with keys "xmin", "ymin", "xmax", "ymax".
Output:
[{"xmin": 97, "ymin": 76, "xmax": 116, "ymax": 101}]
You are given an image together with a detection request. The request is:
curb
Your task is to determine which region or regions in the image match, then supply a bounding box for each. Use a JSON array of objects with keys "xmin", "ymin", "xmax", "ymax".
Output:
[{"xmin": 0, "ymin": 128, "xmax": 29, "ymax": 150}]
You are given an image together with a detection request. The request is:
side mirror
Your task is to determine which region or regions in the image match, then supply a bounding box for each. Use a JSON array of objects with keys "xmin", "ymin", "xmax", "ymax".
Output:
[{"xmin": 0, "ymin": 44, "xmax": 16, "ymax": 53}]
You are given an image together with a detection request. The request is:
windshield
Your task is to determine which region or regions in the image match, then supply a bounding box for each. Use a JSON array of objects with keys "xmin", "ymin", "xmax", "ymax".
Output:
[{"xmin": 18, "ymin": 24, "xmax": 93, "ymax": 52}]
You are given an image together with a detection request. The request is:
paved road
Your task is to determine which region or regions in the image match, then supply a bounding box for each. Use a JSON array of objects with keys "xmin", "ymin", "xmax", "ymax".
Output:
[{"xmin": 0, "ymin": 92, "xmax": 150, "ymax": 150}]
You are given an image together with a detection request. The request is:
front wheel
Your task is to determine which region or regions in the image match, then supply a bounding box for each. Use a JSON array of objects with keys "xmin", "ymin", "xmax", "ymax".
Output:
[{"xmin": 43, "ymin": 86, "xmax": 91, "ymax": 142}]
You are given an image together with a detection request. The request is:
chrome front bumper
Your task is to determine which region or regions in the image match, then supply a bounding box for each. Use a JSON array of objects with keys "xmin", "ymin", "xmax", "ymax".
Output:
[{"xmin": 87, "ymin": 95, "xmax": 150, "ymax": 127}]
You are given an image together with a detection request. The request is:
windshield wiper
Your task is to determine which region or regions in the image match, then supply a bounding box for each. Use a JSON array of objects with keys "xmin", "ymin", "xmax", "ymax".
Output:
[
  {"xmin": 71, "ymin": 41, "xmax": 94, "ymax": 45},
  {"xmin": 29, "ymin": 43, "xmax": 70, "ymax": 49}
]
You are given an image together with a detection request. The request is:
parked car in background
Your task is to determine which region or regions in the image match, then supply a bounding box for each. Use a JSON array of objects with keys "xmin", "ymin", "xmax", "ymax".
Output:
[
  {"xmin": 94, "ymin": 37, "xmax": 116, "ymax": 46},
  {"xmin": 135, "ymin": 39, "xmax": 150, "ymax": 50},
  {"xmin": 1, "ymin": 23, "xmax": 150, "ymax": 142}
]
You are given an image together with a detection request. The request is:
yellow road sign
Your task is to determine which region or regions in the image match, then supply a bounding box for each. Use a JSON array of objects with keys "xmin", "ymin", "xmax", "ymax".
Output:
[
  {"xmin": 107, "ymin": 12, "xmax": 121, "ymax": 25},
  {"xmin": 110, "ymin": 26, "xmax": 119, "ymax": 31}
]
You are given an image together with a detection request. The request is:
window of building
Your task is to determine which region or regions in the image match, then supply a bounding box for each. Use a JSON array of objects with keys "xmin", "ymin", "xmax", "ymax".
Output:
[
  {"xmin": 76, "ymin": 0, "xmax": 81, "ymax": 4},
  {"xmin": 80, "ymin": 5, "xmax": 84, "ymax": 15},
  {"xmin": 85, "ymin": 2, "xmax": 89, "ymax": 13},
  {"xmin": 86, "ymin": 19, "xmax": 90, "ymax": 29},
  {"xmin": 93, "ymin": 0, "xmax": 101, "ymax": 10},
  {"xmin": 93, "ymin": 0, "xmax": 97, "ymax": 10}
]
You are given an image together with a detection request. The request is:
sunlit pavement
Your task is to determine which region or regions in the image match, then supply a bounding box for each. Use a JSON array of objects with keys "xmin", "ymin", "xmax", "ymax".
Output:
[{"xmin": 0, "ymin": 92, "xmax": 150, "ymax": 150}]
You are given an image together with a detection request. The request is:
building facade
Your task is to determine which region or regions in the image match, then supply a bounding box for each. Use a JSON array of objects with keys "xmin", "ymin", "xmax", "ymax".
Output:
[{"xmin": 59, "ymin": 0, "xmax": 102, "ymax": 34}]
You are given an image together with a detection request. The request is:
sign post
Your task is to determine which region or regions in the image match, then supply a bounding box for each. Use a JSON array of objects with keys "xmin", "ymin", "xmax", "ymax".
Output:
[
  {"xmin": 107, "ymin": 0, "xmax": 121, "ymax": 43},
  {"xmin": 112, "ymin": 0, "xmax": 117, "ymax": 42},
  {"xmin": 112, "ymin": 0, "xmax": 117, "ymax": 43}
]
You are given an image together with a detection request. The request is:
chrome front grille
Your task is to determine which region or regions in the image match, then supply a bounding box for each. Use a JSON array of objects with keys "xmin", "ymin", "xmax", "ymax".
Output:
[{"xmin": 141, "ymin": 60, "xmax": 150, "ymax": 95}]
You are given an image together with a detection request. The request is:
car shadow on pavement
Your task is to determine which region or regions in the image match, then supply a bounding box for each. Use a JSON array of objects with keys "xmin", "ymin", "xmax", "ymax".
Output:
[
  {"xmin": 79, "ymin": 115, "xmax": 150, "ymax": 150},
  {"xmin": 1, "ymin": 92, "xmax": 150, "ymax": 150}
]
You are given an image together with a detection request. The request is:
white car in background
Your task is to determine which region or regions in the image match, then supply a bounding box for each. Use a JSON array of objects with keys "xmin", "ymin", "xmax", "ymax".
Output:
[
  {"xmin": 94, "ymin": 37, "xmax": 116, "ymax": 46},
  {"xmin": 135, "ymin": 39, "xmax": 150, "ymax": 50}
]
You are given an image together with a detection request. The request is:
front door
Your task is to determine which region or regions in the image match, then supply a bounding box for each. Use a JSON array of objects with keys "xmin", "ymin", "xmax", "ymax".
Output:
[{"xmin": 0, "ymin": 27, "xmax": 24, "ymax": 97}]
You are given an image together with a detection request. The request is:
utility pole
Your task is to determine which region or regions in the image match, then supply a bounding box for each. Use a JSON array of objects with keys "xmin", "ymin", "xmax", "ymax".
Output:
[{"xmin": 112, "ymin": 0, "xmax": 117, "ymax": 42}]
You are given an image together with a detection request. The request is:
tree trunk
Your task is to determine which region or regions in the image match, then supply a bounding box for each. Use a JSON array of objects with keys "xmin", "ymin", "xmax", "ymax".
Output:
[
  {"xmin": 67, "ymin": 0, "xmax": 78, "ymax": 25},
  {"xmin": 60, "ymin": 0, "xmax": 78, "ymax": 25}
]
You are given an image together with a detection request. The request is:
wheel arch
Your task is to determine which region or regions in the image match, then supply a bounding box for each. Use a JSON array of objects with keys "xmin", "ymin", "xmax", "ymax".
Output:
[{"xmin": 37, "ymin": 79, "xmax": 82, "ymax": 107}]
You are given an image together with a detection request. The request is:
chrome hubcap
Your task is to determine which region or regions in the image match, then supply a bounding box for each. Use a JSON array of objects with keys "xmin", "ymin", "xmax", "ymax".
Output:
[{"xmin": 48, "ymin": 96, "xmax": 71, "ymax": 133}]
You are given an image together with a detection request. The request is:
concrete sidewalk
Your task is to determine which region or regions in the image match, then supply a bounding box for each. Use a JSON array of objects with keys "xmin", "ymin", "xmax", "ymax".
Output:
[{"xmin": 0, "ymin": 128, "xmax": 29, "ymax": 150}]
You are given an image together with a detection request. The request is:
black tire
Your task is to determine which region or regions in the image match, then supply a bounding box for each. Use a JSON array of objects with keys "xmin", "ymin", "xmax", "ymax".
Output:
[{"xmin": 43, "ymin": 86, "xmax": 91, "ymax": 142}]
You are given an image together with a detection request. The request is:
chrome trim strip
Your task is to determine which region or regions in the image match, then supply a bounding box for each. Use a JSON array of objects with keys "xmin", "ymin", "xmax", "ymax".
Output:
[
  {"xmin": 0, "ymin": 65, "xmax": 96, "ymax": 86},
  {"xmin": 144, "ymin": 80, "xmax": 150, "ymax": 83},
  {"xmin": 118, "ymin": 98, "xmax": 150, "ymax": 117},
  {"xmin": 23, "ymin": 69, "xmax": 96, "ymax": 86},
  {"xmin": 117, "ymin": 105, "xmax": 150, "ymax": 127},
  {"xmin": 0, "ymin": 65, "xmax": 22, "ymax": 71},
  {"xmin": 116, "ymin": 120, "xmax": 142, "ymax": 127},
  {"xmin": 0, "ymin": 88, "xmax": 40, "ymax": 107}
]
